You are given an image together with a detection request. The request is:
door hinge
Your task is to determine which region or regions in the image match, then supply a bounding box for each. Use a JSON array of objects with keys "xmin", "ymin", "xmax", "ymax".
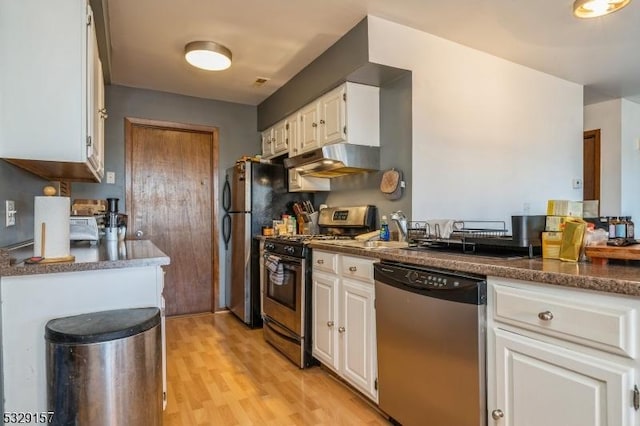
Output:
[
  {"xmin": 343, "ymin": 126, "xmax": 347, "ymax": 134},
  {"xmin": 286, "ymin": 123, "xmax": 289, "ymax": 130},
  {"xmin": 634, "ymin": 385, "xmax": 639, "ymax": 411},
  {"xmin": 374, "ymin": 378, "xmax": 378, "ymax": 391},
  {"xmin": 86, "ymin": 136, "xmax": 93, "ymax": 148},
  {"xmin": 87, "ymin": 13, "xmax": 92, "ymax": 26},
  {"xmin": 343, "ymin": 93, "xmax": 346, "ymax": 102}
]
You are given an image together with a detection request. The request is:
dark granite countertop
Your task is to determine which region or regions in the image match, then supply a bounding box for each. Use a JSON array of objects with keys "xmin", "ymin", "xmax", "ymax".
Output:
[
  {"xmin": 309, "ymin": 242, "xmax": 640, "ymax": 297},
  {"xmin": 0, "ymin": 240, "xmax": 170, "ymax": 277}
]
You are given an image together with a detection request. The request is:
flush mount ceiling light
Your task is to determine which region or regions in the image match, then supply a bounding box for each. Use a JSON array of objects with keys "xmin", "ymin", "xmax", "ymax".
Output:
[
  {"xmin": 184, "ymin": 41, "xmax": 232, "ymax": 71},
  {"xmin": 573, "ymin": 0, "xmax": 631, "ymax": 18}
]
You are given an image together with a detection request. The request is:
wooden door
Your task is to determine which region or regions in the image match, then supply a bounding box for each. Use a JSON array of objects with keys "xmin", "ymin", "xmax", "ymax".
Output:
[
  {"xmin": 126, "ymin": 118, "xmax": 218, "ymax": 316},
  {"xmin": 583, "ymin": 129, "xmax": 601, "ymax": 204}
]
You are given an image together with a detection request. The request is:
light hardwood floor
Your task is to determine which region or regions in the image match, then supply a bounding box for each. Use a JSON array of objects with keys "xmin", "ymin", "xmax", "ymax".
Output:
[{"xmin": 163, "ymin": 312, "xmax": 390, "ymax": 425}]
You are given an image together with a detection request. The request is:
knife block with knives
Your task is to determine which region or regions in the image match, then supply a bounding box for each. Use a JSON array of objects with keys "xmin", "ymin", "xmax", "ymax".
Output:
[{"xmin": 293, "ymin": 201, "xmax": 318, "ymax": 234}]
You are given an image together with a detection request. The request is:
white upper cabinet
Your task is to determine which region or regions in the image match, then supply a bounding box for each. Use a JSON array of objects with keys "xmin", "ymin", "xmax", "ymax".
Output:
[
  {"xmin": 0, "ymin": 0, "xmax": 105, "ymax": 182},
  {"xmin": 261, "ymin": 119, "xmax": 288, "ymax": 160},
  {"xmin": 288, "ymin": 81, "xmax": 380, "ymax": 158}
]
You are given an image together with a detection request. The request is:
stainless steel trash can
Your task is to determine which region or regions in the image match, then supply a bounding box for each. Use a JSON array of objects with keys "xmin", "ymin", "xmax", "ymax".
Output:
[{"xmin": 45, "ymin": 307, "xmax": 162, "ymax": 426}]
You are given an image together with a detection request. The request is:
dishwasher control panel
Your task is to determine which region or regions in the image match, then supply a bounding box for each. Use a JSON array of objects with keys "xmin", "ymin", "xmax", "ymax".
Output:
[{"xmin": 374, "ymin": 261, "xmax": 487, "ymax": 305}]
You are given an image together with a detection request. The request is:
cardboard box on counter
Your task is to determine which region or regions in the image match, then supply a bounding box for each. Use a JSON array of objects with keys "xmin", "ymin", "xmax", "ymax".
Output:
[
  {"xmin": 542, "ymin": 231, "xmax": 563, "ymax": 259},
  {"xmin": 583, "ymin": 200, "xmax": 599, "ymax": 218},
  {"xmin": 546, "ymin": 200, "xmax": 583, "ymax": 218}
]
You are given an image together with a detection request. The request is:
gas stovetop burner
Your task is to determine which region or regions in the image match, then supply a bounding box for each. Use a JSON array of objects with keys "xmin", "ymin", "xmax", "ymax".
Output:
[{"xmin": 266, "ymin": 234, "xmax": 355, "ymax": 244}]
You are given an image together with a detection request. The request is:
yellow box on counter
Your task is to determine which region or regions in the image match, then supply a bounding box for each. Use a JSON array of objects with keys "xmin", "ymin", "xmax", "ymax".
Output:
[
  {"xmin": 559, "ymin": 218, "xmax": 587, "ymax": 262},
  {"xmin": 542, "ymin": 231, "xmax": 563, "ymax": 259},
  {"xmin": 583, "ymin": 200, "xmax": 599, "ymax": 218},
  {"xmin": 545, "ymin": 216, "xmax": 571, "ymax": 232},
  {"xmin": 546, "ymin": 200, "xmax": 583, "ymax": 218}
]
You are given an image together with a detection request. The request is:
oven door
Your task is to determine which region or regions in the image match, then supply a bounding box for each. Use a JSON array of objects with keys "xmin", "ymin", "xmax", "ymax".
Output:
[{"xmin": 262, "ymin": 253, "xmax": 304, "ymax": 336}]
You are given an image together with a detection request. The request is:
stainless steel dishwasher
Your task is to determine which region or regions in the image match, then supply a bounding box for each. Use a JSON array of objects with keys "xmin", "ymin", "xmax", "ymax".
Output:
[{"xmin": 374, "ymin": 261, "xmax": 487, "ymax": 426}]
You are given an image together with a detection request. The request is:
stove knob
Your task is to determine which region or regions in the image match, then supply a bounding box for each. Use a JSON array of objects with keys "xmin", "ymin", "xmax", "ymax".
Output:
[
  {"xmin": 407, "ymin": 271, "xmax": 419, "ymax": 283},
  {"xmin": 285, "ymin": 246, "xmax": 295, "ymax": 254},
  {"xmin": 265, "ymin": 243, "xmax": 274, "ymax": 250}
]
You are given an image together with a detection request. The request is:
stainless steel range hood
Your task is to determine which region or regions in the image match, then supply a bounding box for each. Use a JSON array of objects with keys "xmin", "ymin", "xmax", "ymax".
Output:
[{"xmin": 283, "ymin": 143, "xmax": 380, "ymax": 178}]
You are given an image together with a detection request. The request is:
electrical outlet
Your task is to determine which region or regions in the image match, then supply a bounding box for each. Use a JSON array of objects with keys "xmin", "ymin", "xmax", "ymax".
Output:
[
  {"xmin": 5, "ymin": 200, "xmax": 16, "ymax": 227},
  {"xmin": 106, "ymin": 171, "xmax": 115, "ymax": 184},
  {"xmin": 572, "ymin": 178, "xmax": 583, "ymax": 189}
]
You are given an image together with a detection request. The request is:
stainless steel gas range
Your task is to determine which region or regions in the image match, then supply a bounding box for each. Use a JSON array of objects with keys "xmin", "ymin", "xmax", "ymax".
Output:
[{"xmin": 261, "ymin": 205, "xmax": 377, "ymax": 368}]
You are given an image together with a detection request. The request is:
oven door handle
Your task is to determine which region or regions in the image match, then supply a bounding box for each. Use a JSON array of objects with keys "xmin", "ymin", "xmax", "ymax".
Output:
[
  {"xmin": 263, "ymin": 317, "xmax": 301, "ymax": 344},
  {"xmin": 263, "ymin": 253, "xmax": 303, "ymax": 264}
]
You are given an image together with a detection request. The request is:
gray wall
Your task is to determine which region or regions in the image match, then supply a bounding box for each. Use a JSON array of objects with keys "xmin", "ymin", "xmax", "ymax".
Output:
[
  {"xmin": 324, "ymin": 72, "xmax": 413, "ymax": 225},
  {"xmin": 257, "ymin": 18, "xmax": 369, "ymax": 130},
  {"xmin": 0, "ymin": 160, "xmax": 49, "ymax": 247},
  {"xmin": 72, "ymin": 85, "xmax": 259, "ymax": 209}
]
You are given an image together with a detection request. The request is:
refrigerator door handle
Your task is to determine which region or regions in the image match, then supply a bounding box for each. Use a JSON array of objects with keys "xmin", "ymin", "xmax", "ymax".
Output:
[
  {"xmin": 222, "ymin": 213, "xmax": 231, "ymax": 250},
  {"xmin": 222, "ymin": 175, "xmax": 231, "ymax": 213}
]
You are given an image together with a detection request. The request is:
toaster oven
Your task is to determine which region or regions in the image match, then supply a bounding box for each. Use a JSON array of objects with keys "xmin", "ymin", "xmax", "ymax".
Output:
[{"xmin": 69, "ymin": 216, "xmax": 100, "ymax": 242}]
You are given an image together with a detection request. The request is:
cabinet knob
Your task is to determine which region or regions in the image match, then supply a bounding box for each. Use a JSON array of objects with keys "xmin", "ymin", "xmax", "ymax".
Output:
[
  {"xmin": 135, "ymin": 230, "xmax": 144, "ymax": 238},
  {"xmin": 319, "ymin": 119, "xmax": 325, "ymax": 124},
  {"xmin": 327, "ymin": 321, "xmax": 334, "ymax": 327},
  {"xmin": 491, "ymin": 409, "xmax": 504, "ymax": 420},
  {"xmin": 338, "ymin": 326, "xmax": 346, "ymax": 333},
  {"xmin": 538, "ymin": 311, "xmax": 554, "ymax": 321},
  {"xmin": 312, "ymin": 122, "xmax": 318, "ymax": 128},
  {"xmin": 348, "ymin": 266, "xmax": 357, "ymax": 272},
  {"xmin": 317, "ymin": 259, "xmax": 324, "ymax": 264}
]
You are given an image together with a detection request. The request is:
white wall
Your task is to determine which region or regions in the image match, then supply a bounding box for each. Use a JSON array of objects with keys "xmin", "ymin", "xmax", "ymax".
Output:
[
  {"xmin": 583, "ymin": 99, "xmax": 622, "ymax": 216},
  {"xmin": 621, "ymin": 99, "xmax": 640, "ymax": 221},
  {"xmin": 367, "ymin": 16, "xmax": 583, "ymax": 227}
]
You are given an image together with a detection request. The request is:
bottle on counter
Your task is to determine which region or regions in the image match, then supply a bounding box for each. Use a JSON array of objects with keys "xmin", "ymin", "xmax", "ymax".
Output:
[
  {"xmin": 615, "ymin": 216, "xmax": 627, "ymax": 238},
  {"xmin": 380, "ymin": 215, "xmax": 390, "ymax": 241},
  {"xmin": 626, "ymin": 216, "xmax": 635, "ymax": 239},
  {"xmin": 609, "ymin": 216, "xmax": 619, "ymax": 238}
]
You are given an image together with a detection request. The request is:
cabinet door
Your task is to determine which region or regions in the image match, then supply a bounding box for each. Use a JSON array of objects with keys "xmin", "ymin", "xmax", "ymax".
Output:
[
  {"xmin": 286, "ymin": 114, "xmax": 300, "ymax": 156},
  {"xmin": 87, "ymin": 13, "xmax": 104, "ymax": 180},
  {"xmin": 312, "ymin": 271, "xmax": 340, "ymax": 371},
  {"xmin": 491, "ymin": 328, "xmax": 636, "ymax": 426},
  {"xmin": 341, "ymin": 278, "xmax": 377, "ymax": 401},
  {"xmin": 261, "ymin": 128, "xmax": 274, "ymax": 157},
  {"xmin": 320, "ymin": 85, "xmax": 346, "ymax": 146},
  {"xmin": 272, "ymin": 120, "xmax": 288, "ymax": 155},
  {"xmin": 298, "ymin": 102, "xmax": 320, "ymax": 153}
]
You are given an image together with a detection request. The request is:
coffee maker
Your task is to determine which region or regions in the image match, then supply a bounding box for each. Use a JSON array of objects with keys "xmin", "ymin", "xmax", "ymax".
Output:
[{"xmin": 105, "ymin": 197, "xmax": 119, "ymax": 241}]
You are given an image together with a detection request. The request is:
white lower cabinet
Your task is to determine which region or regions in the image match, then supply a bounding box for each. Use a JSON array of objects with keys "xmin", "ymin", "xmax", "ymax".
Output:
[
  {"xmin": 488, "ymin": 277, "xmax": 639, "ymax": 426},
  {"xmin": 311, "ymin": 250, "xmax": 378, "ymax": 402}
]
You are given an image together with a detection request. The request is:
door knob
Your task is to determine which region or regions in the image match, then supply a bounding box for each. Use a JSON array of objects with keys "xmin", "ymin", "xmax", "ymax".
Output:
[{"xmin": 135, "ymin": 230, "xmax": 144, "ymax": 238}]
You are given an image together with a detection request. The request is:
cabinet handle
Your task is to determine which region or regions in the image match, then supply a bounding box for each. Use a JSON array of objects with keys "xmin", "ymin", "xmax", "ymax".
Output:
[
  {"xmin": 338, "ymin": 326, "xmax": 346, "ymax": 333},
  {"xmin": 538, "ymin": 311, "xmax": 554, "ymax": 321},
  {"xmin": 348, "ymin": 266, "xmax": 357, "ymax": 272},
  {"xmin": 317, "ymin": 259, "xmax": 324, "ymax": 264},
  {"xmin": 491, "ymin": 409, "xmax": 504, "ymax": 420},
  {"xmin": 319, "ymin": 119, "xmax": 325, "ymax": 124},
  {"xmin": 327, "ymin": 321, "xmax": 334, "ymax": 327}
]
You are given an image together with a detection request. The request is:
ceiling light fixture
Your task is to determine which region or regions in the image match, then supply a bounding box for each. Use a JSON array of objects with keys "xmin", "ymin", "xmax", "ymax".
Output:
[
  {"xmin": 573, "ymin": 0, "xmax": 631, "ymax": 18},
  {"xmin": 184, "ymin": 41, "xmax": 232, "ymax": 71}
]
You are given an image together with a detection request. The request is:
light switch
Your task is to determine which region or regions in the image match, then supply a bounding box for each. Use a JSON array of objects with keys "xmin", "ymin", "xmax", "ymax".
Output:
[
  {"xmin": 106, "ymin": 171, "xmax": 115, "ymax": 184},
  {"xmin": 5, "ymin": 200, "xmax": 16, "ymax": 227}
]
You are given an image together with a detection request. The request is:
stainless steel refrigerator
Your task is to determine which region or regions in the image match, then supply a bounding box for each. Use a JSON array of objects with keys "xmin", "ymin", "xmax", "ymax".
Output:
[{"xmin": 221, "ymin": 159, "xmax": 312, "ymax": 327}]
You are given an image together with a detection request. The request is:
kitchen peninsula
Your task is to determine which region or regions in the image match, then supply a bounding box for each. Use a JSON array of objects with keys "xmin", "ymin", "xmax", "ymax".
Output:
[{"xmin": 0, "ymin": 240, "xmax": 169, "ymax": 415}]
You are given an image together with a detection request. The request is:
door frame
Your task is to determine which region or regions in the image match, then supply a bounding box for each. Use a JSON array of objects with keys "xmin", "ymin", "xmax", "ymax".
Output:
[
  {"xmin": 124, "ymin": 117, "xmax": 220, "ymax": 312},
  {"xmin": 583, "ymin": 129, "xmax": 601, "ymax": 212}
]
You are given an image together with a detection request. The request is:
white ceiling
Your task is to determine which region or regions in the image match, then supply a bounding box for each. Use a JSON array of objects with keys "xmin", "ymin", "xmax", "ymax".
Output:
[{"xmin": 106, "ymin": 0, "xmax": 640, "ymax": 106}]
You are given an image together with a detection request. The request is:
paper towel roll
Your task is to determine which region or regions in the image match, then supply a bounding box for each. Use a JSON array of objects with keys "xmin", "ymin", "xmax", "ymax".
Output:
[{"xmin": 34, "ymin": 196, "xmax": 70, "ymax": 259}]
